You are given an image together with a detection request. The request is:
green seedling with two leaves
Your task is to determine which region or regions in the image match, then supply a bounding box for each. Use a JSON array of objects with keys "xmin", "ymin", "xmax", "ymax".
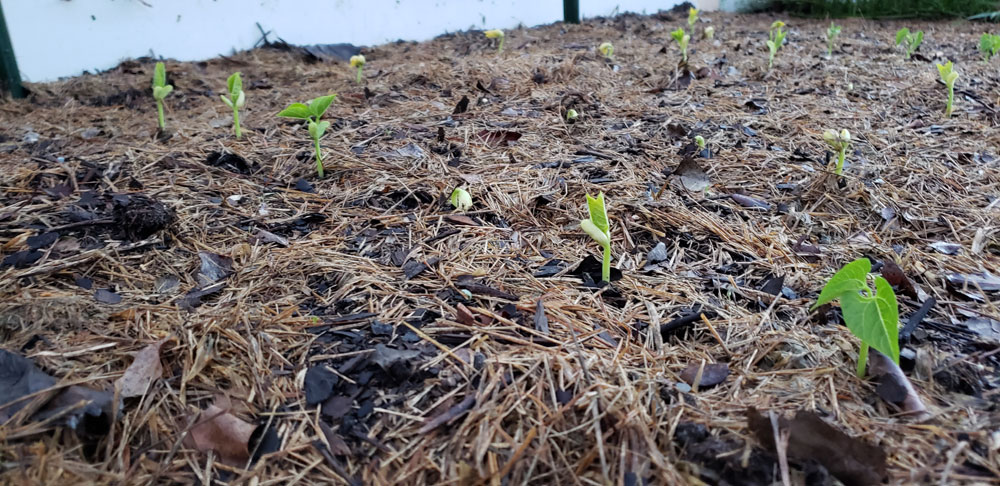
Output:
[
  {"xmin": 688, "ymin": 8, "xmax": 698, "ymax": 29},
  {"xmin": 895, "ymin": 28, "xmax": 923, "ymax": 59},
  {"xmin": 767, "ymin": 21, "xmax": 787, "ymax": 70},
  {"xmin": 671, "ymin": 28, "xmax": 691, "ymax": 63},
  {"xmin": 277, "ymin": 94, "xmax": 337, "ymax": 178},
  {"xmin": 811, "ymin": 258, "xmax": 899, "ymax": 378},
  {"xmin": 580, "ymin": 192, "xmax": 612, "ymax": 283},
  {"xmin": 826, "ymin": 22, "xmax": 841, "ymax": 57},
  {"xmin": 979, "ymin": 34, "xmax": 1000, "ymax": 62},
  {"xmin": 152, "ymin": 62, "xmax": 173, "ymax": 131},
  {"xmin": 936, "ymin": 61, "xmax": 959, "ymax": 118},
  {"xmin": 220, "ymin": 72, "xmax": 246, "ymax": 139}
]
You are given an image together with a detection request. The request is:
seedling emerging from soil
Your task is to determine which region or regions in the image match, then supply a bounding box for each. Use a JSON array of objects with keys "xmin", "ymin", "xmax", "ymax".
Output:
[
  {"xmin": 823, "ymin": 129, "xmax": 850, "ymax": 175},
  {"xmin": 599, "ymin": 42, "xmax": 614, "ymax": 60},
  {"xmin": 220, "ymin": 72, "xmax": 246, "ymax": 139},
  {"xmin": 811, "ymin": 258, "xmax": 899, "ymax": 378},
  {"xmin": 566, "ymin": 108, "xmax": 579, "ymax": 122},
  {"xmin": 936, "ymin": 61, "xmax": 959, "ymax": 118},
  {"xmin": 704, "ymin": 26, "xmax": 715, "ymax": 40},
  {"xmin": 277, "ymin": 94, "xmax": 337, "ymax": 178},
  {"xmin": 350, "ymin": 54, "xmax": 366, "ymax": 84},
  {"xmin": 767, "ymin": 21, "xmax": 787, "ymax": 70},
  {"xmin": 450, "ymin": 187, "xmax": 472, "ymax": 212},
  {"xmin": 695, "ymin": 135, "xmax": 706, "ymax": 150},
  {"xmin": 688, "ymin": 8, "xmax": 698, "ymax": 29},
  {"xmin": 581, "ymin": 192, "xmax": 612, "ymax": 283},
  {"xmin": 826, "ymin": 22, "xmax": 841, "ymax": 56},
  {"xmin": 895, "ymin": 28, "xmax": 923, "ymax": 59},
  {"xmin": 151, "ymin": 62, "xmax": 173, "ymax": 131},
  {"xmin": 979, "ymin": 33, "xmax": 1000, "ymax": 62},
  {"xmin": 671, "ymin": 28, "xmax": 690, "ymax": 63},
  {"xmin": 484, "ymin": 29, "xmax": 505, "ymax": 54}
]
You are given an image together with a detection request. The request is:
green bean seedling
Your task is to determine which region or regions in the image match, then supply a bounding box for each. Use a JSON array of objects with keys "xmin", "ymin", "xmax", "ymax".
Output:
[
  {"xmin": 151, "ymin": 62, "xmax": 173, "ymax": 131},
  {"xmin": 936, "ymin": 61, "xmax": 959, "ymax": 118},
  {"xmin": 277, "ymin": 94, "xmax": 337, "ymax": 178},
  {"xmin": 350, "ymin": 54, "xmax": 366, "ymax": 84},
  {"xmin": 671, "ymin": 28, "xmax": 690, "ymax": 63},
  {"xmin": 580, "ymin": 192, "xmax": 612, "ymax": 283},
  {"xmin": 220, "ymin": 72, "xmax": 246, "ymax": 139},
  {"xmin": 979, "ymin": 33, "xmax": 1000, "ymax": 62},
  {"xmin": 823, "ymin": 129, "xmax": 851, "ymax": 175},
  {"xmin": 826, "ymin": 22, "xmax": 841, "ymax": 57},
  {"xmin": 895, "ymin": 28, "xmax": 923, "ymax": 59},
  {"xmin": 766, "ymin": 21, "xmax": 787, "ymax": 70},
  {"xmin": 484, "ymin": 29, "xmax": 505, "ymax": 54}
]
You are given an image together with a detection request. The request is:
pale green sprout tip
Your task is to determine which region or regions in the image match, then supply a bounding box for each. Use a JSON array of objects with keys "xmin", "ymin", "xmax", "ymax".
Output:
[
  {"xmin": 936, "ymin": 61, "xmax": 959, "ymax": 118},
  {"xmin": 450, "ymin": 187, "xmax": 473, "ymax": 212},
  {"xmin": 484, "ymin": 29, "xmax": 505, "ymax": 53},
  {"xmin": 704, "ymin": 26, "xmax": 715, "ymax": 40},
  {"xmin": 766, "ymin": 21, "xmax": 787, "ymax": 70},
  {"xmin": 566, "ymin": 108, "xmax": 579, "ymax": 121},
  {"xmin": 823, "ymin": 128, "xmax": 851, "ymax": 175},
  {"xmin": 688, "ymin": 8, "xmax": 698, "ymax": 28},
  {"xmin": 826, "ymin": 22, "xmax": 841, "ymax": 56},
  {"xmin": 694, "ymin": 135, "xmax": 706, "ymax": 150},
  {"xmin": 221, "ymin": 72, "xmax": 245, "ymax": 139},
  {"xmin": 350, "ymin": 54, "xmax": 366, "ymax": 84},
  {"xmin": 151, "ymin": 61, "xmax": 173, "ymax": 130},
  {"xmin": 598, "ymin": 42, "xmax": 614, "ymax": 59},
  {"xmin": 581, "ymin": 192, "xmax": 612, "ymax": 283},
  {"xmin": 671, "ymin": 28, "xmax": 690, "ymax": 63}
]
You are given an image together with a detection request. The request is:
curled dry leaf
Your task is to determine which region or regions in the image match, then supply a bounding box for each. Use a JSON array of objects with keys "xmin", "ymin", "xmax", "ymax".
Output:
[
  {"xmin": 115, "ymin": 338, "xmax": 168, "ymax": 398},
  {"xmin": 184, "ymin": 404, "xmax": 257, "ymax": 467},
  {"xmin": 868, "ymin": 349, "xmax": 930, "ymax": 421},
  {"xmin": 747, "ymin": 407, "xmax": 887, "ymax": 486}
]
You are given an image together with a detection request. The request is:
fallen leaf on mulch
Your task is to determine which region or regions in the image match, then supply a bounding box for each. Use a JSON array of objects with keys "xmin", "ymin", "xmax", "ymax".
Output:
[
  {"xmin": 868, "ymin": 349, "xmax": 930, "ymax": 421},
  {"xmin": 94, "ymin": 289, "xmax": 122, "ymax": 304},
  {"xmin": 946, "ymin": 272, "xmax": 1000, "ymax": 292},
  {"xmin": 670, "ymin": 158, "xmax": 710, "ymax": 192},
  {"xmin": 115, "ymin": 338, "xmax": 168, "ymax": 398},
  {"xmin": 679, "ymin": 362, "xmax": 729, "ymax": 388},
  {"xmin": 321, "ymin": 395, "xmax": 353, "ymax": 419},
  {"xmin": 534, "ymin": 300, "xmax": 549, "ymax": 335},
  {"xmin": 196, "ymin": 251, "xmax": 234, "ymax": 286},
  {"xmin": 476, "ymin": 130, "xmax": 521, "ymax": 147},
  {"xmin": 746, "ymin": 407, "xmax": 887, "ymax": 486},
  {"xmin": 0, "ymin": 349, "xmax": 57, "ymax": 422},
  {"xmin": 184, "ymin": 404, "xmax": 257, "ymax": 467},
  {"xmin": 0, "ymin": 350, "xmax": 113, "ymax": 436},
  {"xmin": 880, "ymin": 260, "xmax": 918, "ymax": 300},
  {"xmin": 319, "ymin": 421, "xmax": 351, "ymax": 456},
  {"xmin": 929, "ymin": 241, "xmax": 961, "ymax": 255},
  {"xmin": 371, "ymin": 344, "xmax": 422, "ymax": 379},
  {"xmin": 730, "ymin": 193, "xmax": 770, "ymax": 210},
  {"xmin": 966, "ymin": 317, "xmax": 1000, "ymax": 342}
]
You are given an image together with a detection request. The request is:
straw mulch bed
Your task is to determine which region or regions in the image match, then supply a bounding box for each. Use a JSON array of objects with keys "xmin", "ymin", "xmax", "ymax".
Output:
[{"xmin": 0, "ymin": 9, "xmax": 998, "ymax": 485}]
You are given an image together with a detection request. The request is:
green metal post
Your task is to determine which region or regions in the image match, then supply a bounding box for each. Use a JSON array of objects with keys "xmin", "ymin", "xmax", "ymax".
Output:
[
  {"xmin": 0, "ymin": 2, "xmax": 24, "ymax": 98},
  {"xmin": 564, "ymin": 0, "xmax": 580, "ymax": 24}
]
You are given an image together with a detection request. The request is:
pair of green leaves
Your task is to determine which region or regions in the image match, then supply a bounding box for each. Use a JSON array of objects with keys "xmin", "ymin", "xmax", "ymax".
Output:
[
  {"xmin": 936, "ymin": 60, "xmax": 959, "ymax": 117},
  {"xmin": 811, "ymin": 258, "xmax": 900, "ymax": 376},
  {"xmin": 152, "ymin": 62, "xmax": 173, "ymax": 101},
  {"xmin": 221, "ymin": 72, "xmax": 245, "ymax": 110},
  {"xmin": 979, "ymin": 33, "xmax": 1000, "ymax": 62},
  {"xmin": 278, "ymin": 94, "xmax": 336, "ymax": 142},
  {"xmin": 895, "ymin": 28, "xmax": 924, "ymax": 59},
  {"xmin": 278, "ymin": 94, "xmax": 337, "ymax": 177},
  {"xmin": 671, "ymin": 28, "xmax": 690, "ymax": 62}
]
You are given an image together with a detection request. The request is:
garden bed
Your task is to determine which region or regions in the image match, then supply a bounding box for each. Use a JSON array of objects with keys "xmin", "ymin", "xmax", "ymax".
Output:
[{"xmin": 1, "ymin": 9, "xmax": 998, "ymax": 485}]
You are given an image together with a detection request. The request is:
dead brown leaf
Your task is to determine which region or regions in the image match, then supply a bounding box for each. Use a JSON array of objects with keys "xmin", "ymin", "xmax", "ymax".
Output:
[
  {"xmin": 115, "ymin": 338, "xmax": 168, "ymax": 398},
  {"xmin": 184, "ymin": 404, "xmax": 257, "ymax": 467}
]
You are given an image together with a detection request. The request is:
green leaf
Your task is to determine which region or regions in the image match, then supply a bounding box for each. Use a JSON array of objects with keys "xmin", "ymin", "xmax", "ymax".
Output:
[
  {"xmin": 840, "ymin": 276, "xmax": 899, "ymax": 364},
  {"xmin": 227, "ymin": 72, "xmax": 242, "ymax": 97},
  {"xmin": 309, "ymin": 120, "xmax": 331, "ymax": 140},
  {"xmin": 277, "ymin": 103, "xmax": 312, "ymax": 119},
  {"xmin": 896, "ymin": 28, "xmax": 909, "ymax": 45},
  {"xmin": 221, "ymin": 95, "xmax": 234, "ymax": 109},
  {"xmin": 585, "ymin": 193, "xmax": 609, "ymax": 236},
  {"xmin": 308, "ymin": 94, "xmax": 337, "ymax": 118},
  {"xmin": 811, "ymin": 258, "xmax": 870, "ymax": 310},
  {"xmin": 153, "ymin": 61, "xmax": 166, "ymax": 88},
  {"xmin": 913, "ymin": 31, "xmax": 923, "ymax": 48},
  {"xmin": 671, "ymin": 28, "xmax": 685, "ymax": 43}
]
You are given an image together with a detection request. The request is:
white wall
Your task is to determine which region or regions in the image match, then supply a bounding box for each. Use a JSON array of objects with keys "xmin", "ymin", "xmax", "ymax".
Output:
[{"xmin": 5, "ymin": 0, "xmax": 702, "ymax": 82}]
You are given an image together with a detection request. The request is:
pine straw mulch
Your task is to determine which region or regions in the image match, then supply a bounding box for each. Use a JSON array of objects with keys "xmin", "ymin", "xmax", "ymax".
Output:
[{"xmin": 1, "ymin": 9, "xmax": 999, "ymax": 486}]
